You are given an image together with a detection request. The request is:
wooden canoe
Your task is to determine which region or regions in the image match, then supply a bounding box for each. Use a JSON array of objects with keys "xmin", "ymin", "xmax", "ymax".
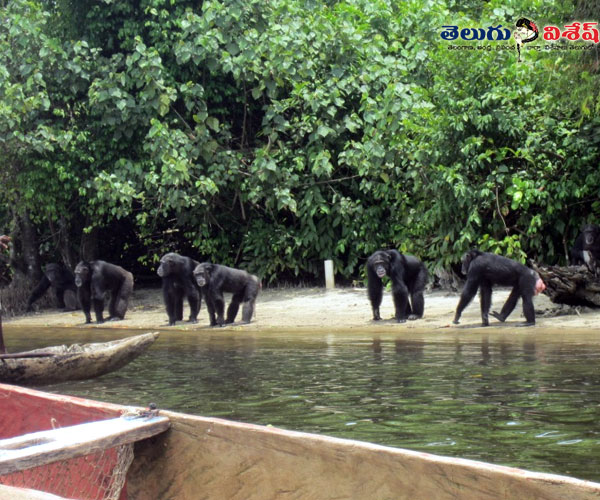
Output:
[
  {"xmin": 0, "ymin": 332, "xmax": 159, "ymax": 385},
  {"xmin": 1, "ymin": 384, "xmax": 600, "ymax": 500}
]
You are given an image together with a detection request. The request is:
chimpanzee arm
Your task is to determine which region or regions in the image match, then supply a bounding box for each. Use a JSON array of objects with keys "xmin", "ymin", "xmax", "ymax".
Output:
[
  {"xmin": 453, "ymin": 278, "xmax": 479, "ymax": 324},
  {"xmin": 26, "ymin": 276, "xmax": 51, "ymax": 311},
  {"xmin": 366, "ymin": 265, "xmax": 383, "ymax": 320}
]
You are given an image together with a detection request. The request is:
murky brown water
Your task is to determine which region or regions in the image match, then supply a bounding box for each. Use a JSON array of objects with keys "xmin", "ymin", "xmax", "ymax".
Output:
[{"xmin": 4, "ymin": 325, "xmax": 600, "ymax": 482}]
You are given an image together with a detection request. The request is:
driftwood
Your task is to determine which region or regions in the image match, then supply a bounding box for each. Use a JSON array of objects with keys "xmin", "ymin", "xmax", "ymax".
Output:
[{"xmin": 531, "ymin": 262, "xmax": 600, "ymax": 307}]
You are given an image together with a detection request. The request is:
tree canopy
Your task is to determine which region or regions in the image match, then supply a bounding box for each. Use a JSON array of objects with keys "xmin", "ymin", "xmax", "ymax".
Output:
[{"xmin": 1, "ymin": 0, "xmax": 599, "ymax": 284}]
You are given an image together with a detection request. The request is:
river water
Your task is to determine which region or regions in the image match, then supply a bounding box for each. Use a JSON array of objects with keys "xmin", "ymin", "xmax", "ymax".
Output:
[{"xmin": 4, "ymin": 326, "xmax": 600, "ymax": 482}]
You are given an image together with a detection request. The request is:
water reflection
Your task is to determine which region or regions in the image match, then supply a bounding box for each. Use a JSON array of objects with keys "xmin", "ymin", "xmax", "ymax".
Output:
[{"xmin": 4, "ymin": 326, "xmax": 600, "ymax": 482}]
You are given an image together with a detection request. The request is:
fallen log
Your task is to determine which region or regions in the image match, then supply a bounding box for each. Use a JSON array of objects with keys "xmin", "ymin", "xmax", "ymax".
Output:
[{"xmin": 531, "ymin": 262, "xmax": 600, "ymax": 307}]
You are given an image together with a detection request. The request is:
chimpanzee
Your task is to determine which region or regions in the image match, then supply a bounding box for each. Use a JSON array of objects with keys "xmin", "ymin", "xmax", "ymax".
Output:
[
  {"xmin": 193, "ymin": 263, "xmax": 260, "ymax": 326},
  {"xmin": 157, "ymin": 252, "xmax": 201, "ymax": 326},
  {"xmin": 74, "ymin": 260, "xmax": 134, "ymax": 324},
  {"xmin": 569, "ymin": 224, "xmax": 600, "ymax": 268},
  {"xmin": 366, "ymin": 250, "xmax": 428, "ymax": 323},
  {"xmin": 26, "ymin": 263, "xmax": 78, "ymax": 311},
  {"xmin": 452, "ymin": 250, "xmax": 545, "ymax": 327},
  {"xmin": 582, "ymin": 224, "xmax": 600, "ymax": 275}
]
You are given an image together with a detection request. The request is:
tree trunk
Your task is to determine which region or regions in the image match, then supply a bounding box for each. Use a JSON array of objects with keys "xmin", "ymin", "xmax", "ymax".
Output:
[
  {"xmin": 51, "ymin": 215, "xmax": 78, "ymax": 270},
  {"xmin": 14, "ymin": 210, "xmax": 42, "ymax": 281}
]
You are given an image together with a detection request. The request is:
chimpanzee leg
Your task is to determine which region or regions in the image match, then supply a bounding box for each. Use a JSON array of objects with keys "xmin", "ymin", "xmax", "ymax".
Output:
[
  {"xmin": 90, "ymin": 280, "xmax": 105, "ymax": 323},
  {"xmin": 92, "ymin": 298, "xmax": 105, "ymax": 323},
  {"xmin": 163, "ymin": 287, "xmax": 176, "ymax": 325},
  {"xmin": 112, "ymin": 274, "xmax": 133, "ymax": 320},
  {"xmin": 204, "ymin": 295, "xmax": 217, "ymax": 326},
  {"xmin": 408, "ymin": 266, "xmax": 427, "ymax": 320},
  {"xmin": 521, "ymin": 293, "xmax": 535, "ymax": 325},
  {"xmin": 78, "ymin": 287, "xmax": 92, "ymax": 324},
  {"xmin": 176, "ymin": 296, "xmax": 184, "ymax": 321},
  {"xmin": 241, "ymin": 279, "xmax": 259, "ymax": 323},
  {"xmin": 242, "ymin": 299, "xmax": 256, "ymax": 323},
  {"xmin": 453, "ymin": 279, "xmax": 479, "ymax": 324},
  {"xmin": 491, "ymin": 287, "xmax": 520, "ymax": 322},
  {"xmin": 186, "ymin": 286, "xmax": 200, "ymax": 323},
  {"xmin": 479, "ymin": 281, "xmax": 492, "ymax": 326},
  {"xmin": 392, "ymin": 281, "xmax": 409, "ymax": 323},
  {"xmin": 226, "ymin": 292, "xmax": 244, "ymax": 323},
  {"xmin": 520, "ymin": 274, "xmax": 537, "ymax": 325},
  {"xmin": 108, "ymin": 292, "xmax": 118, "ymax": 319},
  {"xmin": 409, "ymin": 291, "xmax": 424, "ymax": 320}
]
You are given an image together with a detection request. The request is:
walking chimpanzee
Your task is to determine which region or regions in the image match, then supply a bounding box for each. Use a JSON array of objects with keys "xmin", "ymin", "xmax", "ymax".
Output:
[{"xmin": 453, "ymin": 250, "xmax": 545, "ymax": 327}]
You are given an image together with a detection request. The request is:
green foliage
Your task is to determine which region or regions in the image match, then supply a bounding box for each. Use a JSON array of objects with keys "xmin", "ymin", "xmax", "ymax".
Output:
[
  {"xmin": 0, "ymin": 0, "xmax": 599, "ymax": 282},
  {"xmin": 0, "ymin": 1, "xmax": 95, "ymax": 220}
]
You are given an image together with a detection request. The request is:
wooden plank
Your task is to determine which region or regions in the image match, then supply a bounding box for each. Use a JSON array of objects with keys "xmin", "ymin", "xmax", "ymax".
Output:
[{"xmin": 0, "ymin": 415, "xmax": 170, "ymax": 475}]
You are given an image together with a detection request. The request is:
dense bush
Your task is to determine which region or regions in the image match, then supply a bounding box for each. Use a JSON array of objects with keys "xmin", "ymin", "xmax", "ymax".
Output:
[{"xmin": 0, "ymin": 0, "xmax": 598, "ymax": 284}]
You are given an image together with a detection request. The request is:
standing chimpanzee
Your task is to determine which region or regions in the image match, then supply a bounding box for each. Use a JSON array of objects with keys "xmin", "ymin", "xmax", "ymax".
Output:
[
  {"xmin": 157, "ymin": 252, "xmax": 201, "ymax": 326},
  {"xmin": 26, "ymin": 263, "xmax": 78, "ymax": 311},
  {"xmin": 193, "ymin": 263, "xmax": 260, "ymax": 326},
  {"xmin": 74, "ymin": 260, "xmax": 134, "ymax": 324},
  {"xmin": 366, "ymin": 250, "xmax": 428, "ymax": 323},
  {"xmin": 452, "ymin": 249, "xmax": 545, "ymax": 327}
]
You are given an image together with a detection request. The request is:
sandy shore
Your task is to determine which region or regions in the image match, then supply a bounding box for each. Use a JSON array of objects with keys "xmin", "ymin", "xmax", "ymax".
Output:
[{"xmin": 5, "ymin": 286, "xmax": 600, "ymax": 335}]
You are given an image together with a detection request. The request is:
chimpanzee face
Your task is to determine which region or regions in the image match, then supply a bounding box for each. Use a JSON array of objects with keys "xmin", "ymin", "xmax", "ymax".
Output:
[
  {"xmin": 371, "ymin": 253, "xmax": 390, "ymax": 278},
  {"xmin": 460, "ymin": 250, "xmax": 481, "ymax": 276},
  {"xmin": 583, "ymin": 225, "xmax": 598, "ymax": 246},
  {"xmin": 45, "ymin": 263, "xmax": 61, "ymax": 282},
  {"xmin": 157, "ymin": 253, "xmax": 179, "ymax": 278},
  {"xmin": 74, "ymin": 262, "xmax": 90, "ymax": 288},
  {"xmin": 193, "ymin": 263, "xmax": 212, "ymax": 287}
]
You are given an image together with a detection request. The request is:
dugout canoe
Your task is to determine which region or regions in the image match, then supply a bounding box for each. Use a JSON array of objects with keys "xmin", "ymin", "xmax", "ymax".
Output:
[
  {"xmin": 0, "ymin": 332, "xmax": 158, "ymax": 385},
  {"xmin": 1, "ymin": 384, "xmax": 600, "ymax": 500}
]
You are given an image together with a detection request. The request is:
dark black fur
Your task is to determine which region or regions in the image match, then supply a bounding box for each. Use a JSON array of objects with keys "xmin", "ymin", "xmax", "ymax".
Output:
[
  {"xmin": 26, "ymin": 263, "xmax": 78, "ymax": 311},
  {"xmin": 74, "ymin": 260, "xmax": 134, "ymax": 324},
  {"xmin": 569, "ymin": 232, "xmax": 586, "ymax": 266},
  {"xmin": 366, "ymin": 250, "xmax": 427, "ymax": 323},
  {"xmin": 193, "ymin": 263, "xmax": 260, "ymax": 326},
  {"xmin": 453, "ymin": 250, "xmax": 538, "ymax": 326},
  {"xmin": 157, "ymin": 252, "xmax": 200, "ymax": 326}
]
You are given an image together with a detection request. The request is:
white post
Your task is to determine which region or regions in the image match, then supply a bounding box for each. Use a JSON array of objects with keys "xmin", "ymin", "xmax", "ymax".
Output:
[{"xmin": 324, "ymin": 260, "xmax": 334, "ymax": 289}]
